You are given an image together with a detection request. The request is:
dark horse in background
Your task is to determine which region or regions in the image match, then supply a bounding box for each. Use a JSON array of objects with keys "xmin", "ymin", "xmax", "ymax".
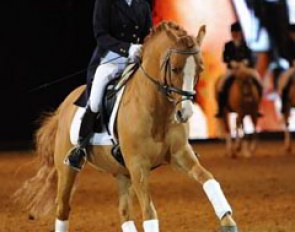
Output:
[{"xmin": 216, "ymin": 63, "xmax": 263, "ymax": 158}]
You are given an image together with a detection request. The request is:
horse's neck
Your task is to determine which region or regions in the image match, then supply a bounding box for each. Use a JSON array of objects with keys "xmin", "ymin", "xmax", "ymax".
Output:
[{"xmin": 128, "ymin": 64, "xmax": 174, "ymax": 121}]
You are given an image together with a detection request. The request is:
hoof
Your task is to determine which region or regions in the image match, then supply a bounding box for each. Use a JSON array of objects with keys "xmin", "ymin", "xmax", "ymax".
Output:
[
  {"xmin": 230, "ymin": 152, "xmax": 238, "ymax": 159},
  {"xmin": 285, "ymin": 146, "xmax": 292, "ymax": 153},
  {"xmin": 221, "ymin": 226, "xmax": 239, "ymax": 232}
]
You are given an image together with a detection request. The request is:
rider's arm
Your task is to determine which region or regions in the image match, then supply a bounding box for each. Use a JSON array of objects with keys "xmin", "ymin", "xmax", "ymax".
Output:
[
  {"xmin": 223, "ymin": 42, "xmax": 233, "ymax": 68},
  {"xmin": 93, "ymin": 0, "xmax": 131, "ymax": 57},
  {"xmin": 129, "ymin": 2, "xmax": 152, "ymax": 61},
  {"xmin": 242, "ymin": 59, "xmax": 249, "ymax": 66},
  {"xmin": 141, "ymin": 2, "xmax": 153, "ymax": 41}
]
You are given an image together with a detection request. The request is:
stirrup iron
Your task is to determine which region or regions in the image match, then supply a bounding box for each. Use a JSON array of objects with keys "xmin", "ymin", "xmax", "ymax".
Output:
[{"xmin": 64, "ymin": 146, "xmax": 87, "ymax": 172}]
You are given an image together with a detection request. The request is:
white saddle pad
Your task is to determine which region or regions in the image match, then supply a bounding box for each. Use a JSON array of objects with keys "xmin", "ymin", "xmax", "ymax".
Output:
[{"xmin": 70, "ymin": 87, "xmax": 125, "ymax": 146}]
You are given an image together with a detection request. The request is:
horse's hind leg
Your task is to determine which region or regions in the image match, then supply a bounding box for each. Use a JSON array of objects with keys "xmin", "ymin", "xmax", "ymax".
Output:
[
  {"xmin": 55, "ymin": 142, "xmax": 78, "ymax": 232},
  {"xmin": 171, "ymin": 144, "xmax": 238, "ymax": 232},
  {"xmin": 116, "ymin": 174, "xmax": 138, "ymax": 232}
]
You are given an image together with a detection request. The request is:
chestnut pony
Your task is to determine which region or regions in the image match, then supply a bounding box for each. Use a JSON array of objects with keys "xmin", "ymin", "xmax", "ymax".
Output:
[
  {"xmin": 216, "ymin": 64, "xmax": 262, "ymax": 158},
  {"xmin": 15, "ymin": 22, "xmax": 238, "ymax": 232}
]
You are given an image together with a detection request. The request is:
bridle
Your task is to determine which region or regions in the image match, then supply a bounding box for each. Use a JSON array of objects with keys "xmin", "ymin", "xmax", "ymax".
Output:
[{"xmin": 139, "ymin": 47, "xmax": 200, "ymax": 105}]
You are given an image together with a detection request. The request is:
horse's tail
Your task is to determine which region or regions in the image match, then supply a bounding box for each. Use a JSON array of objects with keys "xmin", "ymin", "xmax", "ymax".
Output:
[{"xmin": 14, "ymin": 110, "xmax": 59, "ymax": 218}]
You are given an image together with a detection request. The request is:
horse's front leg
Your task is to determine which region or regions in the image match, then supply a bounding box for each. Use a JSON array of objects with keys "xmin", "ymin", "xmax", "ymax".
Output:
[
  {"xmin": 116, "ymin": 174, "xmax": 138, "ymax": 232},
  {"xmin": 234, "ymin": 115, "xmax": 243, "ymax": 154},
  {"xmin": 126, "ymin": 156, "xmax": 158, "ymax": 232},
  {"xmin": 171, "ymin": 144, "xmax": 238, "ymax": 232},
  {"xmin": 283, "ymin": 110, "xmax": 292, "ymax": 153},
  {"xmin": 223, "ymin": 113, "xmax": 234, "ymax": 157},
  {"xmin": 248, "ymin": 115, "xmax": 258, "ymax": 155}
]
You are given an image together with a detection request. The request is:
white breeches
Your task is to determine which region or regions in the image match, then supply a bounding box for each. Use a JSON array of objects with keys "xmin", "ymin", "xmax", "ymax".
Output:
[{"xmin": 89, "ymin": 51, "xmax": 128, "ymax": 112}]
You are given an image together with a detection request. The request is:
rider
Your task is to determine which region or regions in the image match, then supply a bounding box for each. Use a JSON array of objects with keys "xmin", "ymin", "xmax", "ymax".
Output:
[
  {"xmin": 215, "ymin": 22, "xmax": 255, "ymax": 118},
  {"xmin": 64, "ymin": 0, "xmax": 152, "ymax": 171}
]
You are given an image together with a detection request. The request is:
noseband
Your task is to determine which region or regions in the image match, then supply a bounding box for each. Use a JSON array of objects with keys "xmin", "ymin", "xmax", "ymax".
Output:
[{"xmin": 139, "ymin": 47, "xmax": 200, "ymax": 105}]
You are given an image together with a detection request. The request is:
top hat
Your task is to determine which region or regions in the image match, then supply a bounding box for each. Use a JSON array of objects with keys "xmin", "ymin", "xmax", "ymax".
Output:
[{"xmin": 231, "ymin": 22, "xmax": 242, "ymax": 32}]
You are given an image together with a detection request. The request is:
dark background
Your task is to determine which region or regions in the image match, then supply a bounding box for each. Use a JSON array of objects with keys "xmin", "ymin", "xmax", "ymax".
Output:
[{"xmin": 1, "ymin": 0, "xmax": 154, "ymax": 143}]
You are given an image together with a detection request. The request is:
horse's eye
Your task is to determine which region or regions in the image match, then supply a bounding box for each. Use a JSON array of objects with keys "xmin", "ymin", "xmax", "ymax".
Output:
[{"xmin": 171, "ymin": 67, "xmax": 182, "ymax": 74}]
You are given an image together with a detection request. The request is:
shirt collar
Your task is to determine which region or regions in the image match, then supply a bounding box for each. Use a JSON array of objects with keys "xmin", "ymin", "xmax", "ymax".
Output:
[{"xmin": 125, "ymin": 0, "xmax": 133, "ymax": 6}]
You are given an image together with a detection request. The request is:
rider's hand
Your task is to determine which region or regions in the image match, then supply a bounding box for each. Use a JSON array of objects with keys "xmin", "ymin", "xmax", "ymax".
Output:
[
  {"xmin": 230, "ymin": 61, "xmax": 238, "ymax": 68},
  {"xmin": 128, "ymin": 44, "xmax": 142, "ymax": 62},
  {"xmin": 242, "ymin": 59, "xmax": 249, "ymax": 66}
]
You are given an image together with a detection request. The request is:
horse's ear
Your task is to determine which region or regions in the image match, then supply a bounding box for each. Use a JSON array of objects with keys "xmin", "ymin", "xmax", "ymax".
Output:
[{"xmin": 196, "ymin": 25, "xmax": 206, "ymax": 46}]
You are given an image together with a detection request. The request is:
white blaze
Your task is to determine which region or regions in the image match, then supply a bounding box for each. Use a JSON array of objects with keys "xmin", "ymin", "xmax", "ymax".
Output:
[{"xmin": 181, "ymin": 56, "xmax": 196, "ymax": 120}]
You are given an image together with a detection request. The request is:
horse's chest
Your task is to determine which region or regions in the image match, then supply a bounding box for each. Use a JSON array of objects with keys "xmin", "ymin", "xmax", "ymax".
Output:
[{"xmin": 144, "ymin": 138, "xmax": 169, "ymax": 164}]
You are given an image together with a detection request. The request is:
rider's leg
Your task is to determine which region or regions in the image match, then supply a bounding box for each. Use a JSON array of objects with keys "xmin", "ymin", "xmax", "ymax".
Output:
[
  {"xmin": 215, "ymin": 91, "xmax": 227, "ymax": 118},
  {"xmin": 216, "ymin": 74, "xmax": 233, "ymax": 118},
  {"xmin": 64, "ymin": 63, "xmax": 119, "ymax": 171}
]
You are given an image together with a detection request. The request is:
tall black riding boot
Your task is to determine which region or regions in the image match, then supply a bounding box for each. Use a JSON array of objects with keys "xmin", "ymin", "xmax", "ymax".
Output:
[
  {"xmin": 64, "ymin": 106, "xmax": 98, "ymax": 171},
  {"xmin": 215, "ymin": 92, "xmax": 226, "ymax": 118}
]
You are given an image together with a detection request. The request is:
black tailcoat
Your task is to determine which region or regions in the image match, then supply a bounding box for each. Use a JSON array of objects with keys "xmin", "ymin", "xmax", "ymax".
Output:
[
  {"xmin": 223, "ymin": 41, "xmax": 254, "ymax": 69},
  {"xmin": 86, "ymin": 0, "xmax": 152, "ymax": 92}
]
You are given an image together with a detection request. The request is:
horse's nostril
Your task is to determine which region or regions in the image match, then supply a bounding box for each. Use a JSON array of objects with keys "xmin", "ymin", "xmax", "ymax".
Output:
[
  {"xmin": 177, "ymin": 110, "xmax": 182, "ymax": 118},
  {"xmin": 176, "ymin": 110, "xmax": 189, "ymax": 123},
  {"xmin": 175, "ymin": 110, "xmax": 183, "ymax": 123}
]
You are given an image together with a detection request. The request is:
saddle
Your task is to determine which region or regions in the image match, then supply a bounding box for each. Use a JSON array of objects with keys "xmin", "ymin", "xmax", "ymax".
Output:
[{"xmin": 74, "ymin": 63, "xmax": 139, "ymax": 166}]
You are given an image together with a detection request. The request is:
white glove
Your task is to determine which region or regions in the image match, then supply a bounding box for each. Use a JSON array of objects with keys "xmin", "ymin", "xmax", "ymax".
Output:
[{"xmin": 128, "ymin": 44, "xmax": 142, "ymax": 62}]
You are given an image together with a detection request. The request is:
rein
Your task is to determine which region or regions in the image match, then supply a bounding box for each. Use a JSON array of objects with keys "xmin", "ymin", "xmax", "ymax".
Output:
[
  {"xmin": 28, "ymin": 56, "xmax": 130, "ymax": 93},
  {"xmin": 139, "ymin": 47, "xmax": 200, "ymax": 105}
]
